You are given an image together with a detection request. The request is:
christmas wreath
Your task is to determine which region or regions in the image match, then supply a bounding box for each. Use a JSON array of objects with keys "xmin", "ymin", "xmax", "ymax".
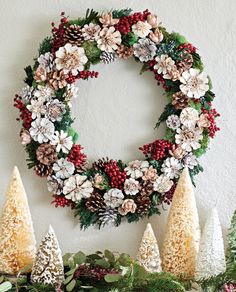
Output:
[{"xmin": 14, "ymin": 9, "xmax": 220, "ymax": 229}]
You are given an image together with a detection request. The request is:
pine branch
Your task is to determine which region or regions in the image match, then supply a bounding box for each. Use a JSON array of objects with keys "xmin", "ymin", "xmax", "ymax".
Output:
[
  {"xmin": 155, "ymin": 104, "xmax": 180, "ymax": 128},
  {"xmin": 38, "ymin": 37, "xmax": 52, "ymax": 56},
  {"xmin": 112, "ymin": 8, "xmax": 132, "ymax": 18}
]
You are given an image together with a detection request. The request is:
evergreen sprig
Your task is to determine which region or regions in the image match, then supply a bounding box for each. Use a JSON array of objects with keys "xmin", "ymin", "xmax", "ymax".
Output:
[
  {"xmin": 155, "ymin": 104, "xmax": 180, "ymax": 128},
  {"xmin": 112, "ymin": 8, "xmax": 133, "ymax": 18},
  {"xmin": 38, "ymin": 37, "xmax": 52, "ymax": 56}
]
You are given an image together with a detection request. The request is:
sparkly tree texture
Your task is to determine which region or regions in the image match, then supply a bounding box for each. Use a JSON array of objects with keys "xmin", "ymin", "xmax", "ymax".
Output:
[
  {"xmin": 162, "ymin": 167, "xmax": 200, "ymax": 279},
  {"xmin": 31, "ymin": 226, "xmax": 64, "ymax": 285},
  {"xmin": 195, "ymin": 208, "xmax": 226, "ymax": 280},
  {"xmin": 0, "ymin": 166, "xmax": 36, "ymax": 274},
  {"xmin": 137, "ymin": 223, "xmax": 162, "ymax": 273}
]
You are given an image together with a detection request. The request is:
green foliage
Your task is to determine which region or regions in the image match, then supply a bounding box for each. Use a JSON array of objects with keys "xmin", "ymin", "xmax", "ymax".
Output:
[
  {"xmin": 112, "ymin": 8, "xmax": 133, "ymax": 18},
  {"xmin": 193, "ymin": 131, "xmax": 209, "ymax": 158},
  {"xmin": 170, "ymin": 32, "xmax": 188, "ymax": 45},
  {"xmin": 189, "ymin": 99, "xmax": 201, "ymax": 113},
  {"xmin": 192, "ymin": 52, "xmax": 204, "ymax": 71},
  {"xmin": 69, "ymin": 9, "xmax": 99, "ymax": 26},
  {"xmin": 74, "ymin": 200, "xmax": 99, "ymax": 229},
  {"xmin": 189, "ymin": 164, "xmax": 204, "ymax": 186},
  {"xmin": 24, "ymin": 66, "xmax": 34, "ymax": 86},
  {"xmin": 155, "ymin": 104, "xmax": 180, "ymax": 128},
  {"xmin": 156, "ymin": 40, "xmax": 183, "ymax": 60},
  {"xmin": 82, "ymin": 41, "xmax": 101, "ymax": 64},
  {"xmin": 25, "ymin": 140, "xmax": 40, "ymax": 168},
  {"xmin": 38, "ymin": 37, "xmax": 52, "ymax": 56},
  {"xmin": 0, "ymin": 281, "xmax": 12, "ymax": 292},
  {"xmin": 164, "ymin": 128, "xmax": 176, "ymax": 143},
  {"xmin": 67, "ymin": 127, "xmax": 79, "ymax": 143},
  {"xmin": 122, "ymin": 32, "xmax": 138, "ymax": 47},
  {"xmin": 227, "ymin": 210, "xmax": 236, "ymax": 267},
  {"xmin": 54, "ymin": 107, "xmax": 74, "ymax": 132},
  {"xmin": 55, "ymin": 87, "xmax": 67, "ymax": 101}
]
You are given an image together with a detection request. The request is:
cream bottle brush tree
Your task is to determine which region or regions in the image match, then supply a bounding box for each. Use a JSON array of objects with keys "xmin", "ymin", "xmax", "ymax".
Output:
[
  {"xmin": 162, "ymin": 167, "xmax": 201, "ymax": 279},
  {"xmin": 195, "ymin": 208, "xmax": 226, "ymax": 280},
  {"xmin": 0, "ymin": 166, "xmax": 36, "ymax": 275},
  {"xmin": 137, "ymin": 223, "xmax": 162, "ymax": 273}
]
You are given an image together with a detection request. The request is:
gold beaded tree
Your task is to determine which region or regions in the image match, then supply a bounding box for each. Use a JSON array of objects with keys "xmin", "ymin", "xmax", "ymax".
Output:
[
  {"xmin": 162, "ymin": 167, "xmax": 201, "ymax": 279},
  {"xmin": 0, "ymin": 166, "xmax": 36, "ymax": 274}
]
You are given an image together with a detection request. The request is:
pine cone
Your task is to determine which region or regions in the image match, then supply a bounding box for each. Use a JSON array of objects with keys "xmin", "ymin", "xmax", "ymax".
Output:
[
  {"xmin": 140, "ymin": 181, "xmax": 154, "ymax": 197},
  {"xmin": 64, "ymin": 25, "xmax": 84, "ymax": 46},
  {"xmin": 86, "ymin": 192, "xmax": 106, "ymax": 212},
  {"xmin": 98, "ymin": 207, "xmax": 117, "ymax": 227},
  {"xmin": 36, "ymin": 143, "xmax": 57, "ymax": 165},
  {"xmin": 34, "ymin": 163, "xmax": 53, "ymax": 177},
  {"xmin": 172, "ymin": 91, "xmax": 189, "ymax": 109},
  {"xmin": 100, "ymin": 52, "xmax": 116, "ymax": 64},
  {"xmin": 135, "ymin": 196, "xmax": 151, "ymax": 214},
  {"xmin": 48, "ymin": 71, "xmax": 68, "ymax": 90},
  {"xmin": 92, "ymin": 158, "xmax": 110, "ymax": 172},
  {"xmin": 176, "ymin": 55, "xmax": 193, "ymax": 74},
  {"xmin": 116, "ymin": 45, "xmax": 134, "ymax": 59}
]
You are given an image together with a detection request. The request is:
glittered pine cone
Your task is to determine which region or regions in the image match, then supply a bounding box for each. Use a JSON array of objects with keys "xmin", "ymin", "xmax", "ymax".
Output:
[
  {"xmin": 64, "ymin": 24, "xmax": 84, "ymax": 46},
  {"xmin": 135, "ymin": 196, "xmax": 151, "ymax": 214},
  {"xmin": 34, "ymin": 163, "xmax": 53, "ymax": 177},
  {"xmin": 172, "ymin": 91, "xmax": 189, "ymax": 109},
  {"xmin": 176, "ymin": 54, "xmax": 193, "ymax": 74},
  {"xmin": 48, "ymin": 70, "xmax": 68, "ymax": 90},
  {"xmin": 116, "ymin": 45, "xmax": 134, "ymax": 59},
  {"xmin": 85, "ymin": 192, "xmax": 106, "ymax": 212},
  {"xmin": 140, "ymin": 181, "xmax": 154, "ymax": 197},
  {"xmin": 36, "ymin": 143, "xmax": 57, "ymax": 165}
]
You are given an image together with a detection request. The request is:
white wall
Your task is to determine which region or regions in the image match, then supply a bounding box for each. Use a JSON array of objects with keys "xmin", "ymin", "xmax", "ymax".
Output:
[{"xmin": 0, "ymin": 0, "xmax": 235, "ymax": 256}]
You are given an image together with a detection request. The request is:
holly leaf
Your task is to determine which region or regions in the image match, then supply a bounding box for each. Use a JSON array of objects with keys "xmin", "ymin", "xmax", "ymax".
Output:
[{"xmin": 104, "ymin": 274, "xmax": 122, "ymax": 283}]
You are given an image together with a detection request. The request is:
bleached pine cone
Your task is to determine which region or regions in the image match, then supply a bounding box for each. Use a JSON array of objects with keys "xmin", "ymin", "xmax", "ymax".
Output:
[{"xmin": 100, "ymin": 52, "xmax": 116, "ymax": 64}]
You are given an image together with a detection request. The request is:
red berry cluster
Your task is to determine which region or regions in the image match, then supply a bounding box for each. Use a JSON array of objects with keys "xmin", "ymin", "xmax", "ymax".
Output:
[
  {"xmin": 202, "ymin": 108, "xmax": 220, "ymax": 138},
  {"xmin": 51, "ymin": 12, "xmax": 68, "ymax": 53},
  {"xmin": 14, "ymin": 95, "xmax": 32, "ymax": 129},
  {"xmin": 51, "ymin": 195, "xmax": 74, "ymax": 208},
  {"xmin": 105, "ymin": 160, "xmax": 127, "ymax": 189},
  {"xmin": 140, "ymin": 139, "xmax": 172, "ymax": 161},
  {"xmin": 115, "ymin": 9, "xmax": 150, "ymax": 35},
  {"xmin": 147, "ymin": 60, "xmax": 169, "ymax": 91},
  {"xmin": 67, "ymin": 145, "xmax": 87, "ymax": 168},
  {"xmin": 74, "ymin": 265, "xmax": 118, "ymax": 281},
  {"xmin": 162, "ymin": 183, "xmax": 176, "ymax": 205},
  {"xmin": 77, "ymin": 70, "xmax": 99, "ymax": 80},
  {"xmin": 178, "ymin": 43, "xmax": 197, "ymax": 54}
]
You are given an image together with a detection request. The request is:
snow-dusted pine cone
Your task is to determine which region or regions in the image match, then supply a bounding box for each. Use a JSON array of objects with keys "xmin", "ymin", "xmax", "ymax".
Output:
[
  {"xmin": 135, "ymin": 196, "xmax": 151, "ymax": 214},
  {"xmin": 48, "ymin": 71, "xmax": 68, "ymax": 90},
  {"xmin": 34, "ymin": 163, "xmax": 53, "ymax": 177},
  {"xmin": 36, "ymin": 143, "xmax": 57, "ymax": 165},
  {"xmin": 86, "ymin": 192, "xmax": 106, "ymax": 212},
  {"xmin": 98, "ymin": 207, "xmax": 117, "ymax": 226},
  {"xmin": 116, "ymin": 45, "xmax": 134, "ymax": 59},
  {"xmin": 64, "ymin": 24, "xmax": 84, "ymax": 46},
  {"xmin": 100, "ymin": 52, "xmax": 116, "ymax": 64},
  {"xmin": 176, "ymin": 54, "xmax": 193, "ymax": 74},
  {"xmin": 172, "ymin": 91, "xmax": 189, "ymax": 109}
]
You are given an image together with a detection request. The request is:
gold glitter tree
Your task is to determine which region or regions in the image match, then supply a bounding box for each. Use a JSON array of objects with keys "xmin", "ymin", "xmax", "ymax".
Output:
[
  {"xmin": 31, "ymin": 225, "xmax": 64, "ymax": 285},
  {"xmin": 0, "ymin": 166, "xmax": 36, "ymax": 274},
  {"xmin": 162, "ymin": 167, "xmax": 200, "ymax": 279},
  {"xmin": 137, "ymin": 223, "xmax": 162, "ymax": 273}
]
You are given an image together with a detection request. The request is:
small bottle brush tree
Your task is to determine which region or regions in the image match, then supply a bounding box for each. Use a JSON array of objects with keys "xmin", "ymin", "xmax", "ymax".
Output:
[
  {"xmin": 195, "ymin": 208, "xmax": 226, "ymax": 280},
  {"xmin": 31, "ymin": 225, "xmax": 64, "ymax": 285},
  {"xmin": 137, "ymin": 223, "xmax": 162, "ymax": 273},
  {"xmin": 162, "ymin": 167, "xmax": 201, "ymax": 279},
  {"xmin": 0, "ymin": 166, "xmax": 36, "ymax": 274}
]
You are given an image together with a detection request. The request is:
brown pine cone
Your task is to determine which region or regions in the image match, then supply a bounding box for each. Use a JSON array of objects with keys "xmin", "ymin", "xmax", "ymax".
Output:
[
  {"xmin": 135, "ymin": 196, "xmax": 151, "ymax": 214},
  {"xmin": 116, "ymin": 45, "xmax": 134, "ymax": 59},
  {"xmin": 86, "ymin": 192, "xmax": 106, "ymax": 212},
  {"xmin": 140, "ymin": 181, "xmax": 154, "ymax": 197},
  {"xmin": 48, "ymin": 71, "xmax": 68, "ymax": 90},
  {"xmin": 172, "ymin": 91, "xmax": 189, "ymax": 109},
  {"xmin": 176, "ymin": 55, "xmax": 193, "ymax": 74},
  {"xmin": 92, "ymin": 157, "xmax": 110, "ymax": 172},
  {"xmin": 34, "ymin": 163, "xmax": 53, "ymax": 177},
  {"xmin": 64, "ymin": 24, "xmax": 84, "ymax": 46},
  {"xmin": 36, "ymin": 143, "xmax": 57, "ymax": 165}
]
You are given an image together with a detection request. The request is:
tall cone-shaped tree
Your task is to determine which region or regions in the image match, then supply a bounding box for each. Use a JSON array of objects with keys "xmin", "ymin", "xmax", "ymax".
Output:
[
  {"xmin": 162, "ymin": 167, "xmax": 200, "ymax": 279},
  {"xmin": 137, "ymin": 223, "xmax": 162, "ymax": 273},
  {"xmin": 0, "ymin": 166, "xmax": 36, "ymax": 275},
  {"xmin": 31, "ymin": 225, "xmax": 64, "ymax": 285},
  {"xmin": 195, "ymin": 208, "xmax": 226, "ymax": 280},
  {"xmin": 226, "ymin": 210, "xmax": 236, "ymax": 267}
]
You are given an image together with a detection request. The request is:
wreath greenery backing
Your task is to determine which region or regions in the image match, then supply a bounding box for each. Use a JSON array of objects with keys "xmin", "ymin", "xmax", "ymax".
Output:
[{"xmin": 14, "ymin": 8, "xmax": 220, "ymax": 229}]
